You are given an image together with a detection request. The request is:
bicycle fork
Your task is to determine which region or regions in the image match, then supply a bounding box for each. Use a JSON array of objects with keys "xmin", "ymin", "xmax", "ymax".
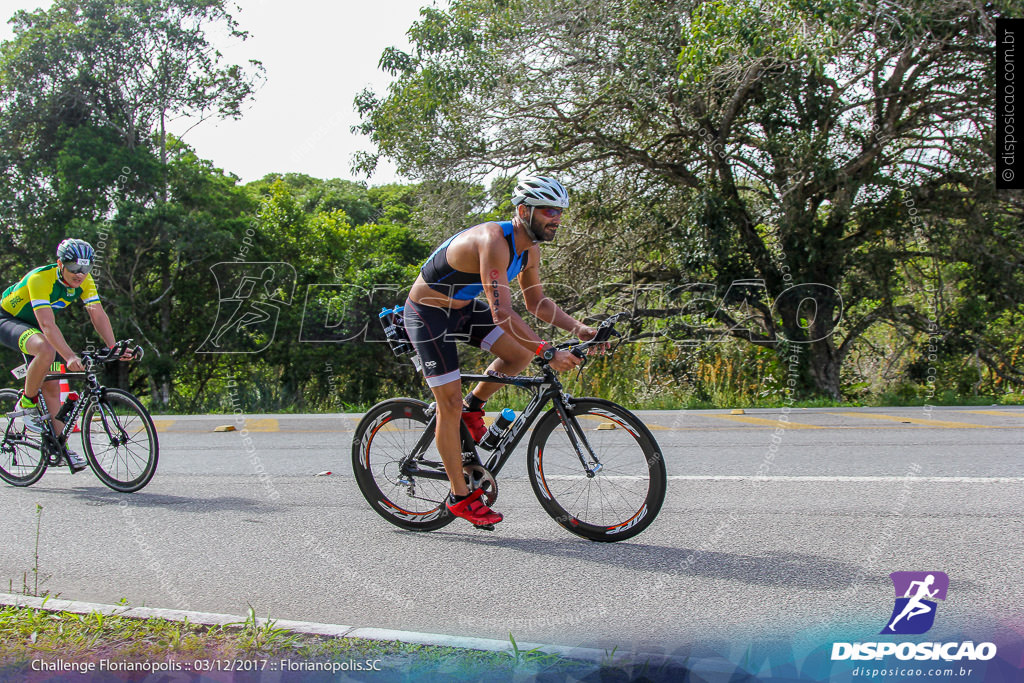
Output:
[
  {"xmin": 551, "ymin": 398, "xmax": 603, "ymax": 477},
  {"xmin": 93, "ymin": 400, "xmax": 129, "ymax": 447}
]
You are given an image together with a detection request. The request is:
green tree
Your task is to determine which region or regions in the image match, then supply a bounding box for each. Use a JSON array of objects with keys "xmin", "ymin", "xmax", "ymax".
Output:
[
  {"xmin": 118, "ymin": 140, "xmax": 255, "ymax": 404},
  {"xmin": 247, "ymin": 174, "xmax": 379, "ymax": 225},
  {"xmin": 237, "ymin": 180, "xmax": 430, "ymax": 410},
  {"xmin": 0, "ymin": 0, "xmax": 264, "ymax": 403},
  {"xmin": 356, "ymin": 0, "xmax": 1011, "ymax": 398}
]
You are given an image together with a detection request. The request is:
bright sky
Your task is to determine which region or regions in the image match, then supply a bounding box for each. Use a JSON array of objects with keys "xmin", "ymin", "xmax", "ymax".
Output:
[{"xmin": 0, "ymin": 0, "xmax": 441, "ymax": 185}]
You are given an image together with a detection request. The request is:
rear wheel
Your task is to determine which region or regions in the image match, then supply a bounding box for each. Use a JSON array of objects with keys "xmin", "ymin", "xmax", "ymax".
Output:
[
  {"xmin": 528, "ymin": 399, "xmax": 666, "ymax": 542},
  {"xmin": 81, "ymin": 388, "xmax": 159, "ymax": 492},
  {"xmin": 0, "ymin": 388, "xmax": 47, "ymax": 487},
  {"xmin": 352, "ymin": 398, "xmax": 457, "ymax": 532}
]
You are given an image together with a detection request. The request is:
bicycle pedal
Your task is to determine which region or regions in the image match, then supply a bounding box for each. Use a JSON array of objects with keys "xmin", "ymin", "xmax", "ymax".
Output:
[{"xmin": 473, "ymin": 523, "xmax": 496, "ymax": 531}]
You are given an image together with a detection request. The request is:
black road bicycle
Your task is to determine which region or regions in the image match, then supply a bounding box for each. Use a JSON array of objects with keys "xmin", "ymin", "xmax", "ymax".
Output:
[
  {"xmin": 352, "ymin": 312, "xmax": 667, "ymax": 542},
  {"xmin": 0, "ymin": 339, "xmax": 159, "ymax": 492}
]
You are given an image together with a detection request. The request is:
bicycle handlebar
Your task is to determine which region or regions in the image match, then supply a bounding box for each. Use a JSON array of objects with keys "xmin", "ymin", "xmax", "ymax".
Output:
[
  {"xmin": 80, "ymin": 339, "xmax": 144, "ymax": 368},
  {"xmin": 535, "ymin": 312, "xmax": 631, "ymax": 367}
]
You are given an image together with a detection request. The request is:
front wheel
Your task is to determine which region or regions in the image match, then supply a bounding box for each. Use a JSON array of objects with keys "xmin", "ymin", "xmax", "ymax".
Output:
[
  {"xmin": 528, "ymin": 399, "xmax": 666, "ymax": 542},
  {"xmin": 0, "ymin": 388, "xmax": 47, "ymax": 487},
  {"xmin": 81, "ymin": 388, "xmax": 159, "ymax": 492},
  {"xmin": 352, "ymin": 398, "xmax": 455, "ymax": 532}
]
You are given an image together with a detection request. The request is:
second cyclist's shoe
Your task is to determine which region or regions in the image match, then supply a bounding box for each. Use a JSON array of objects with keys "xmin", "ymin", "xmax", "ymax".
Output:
[
  {"xmin": 17, "ymin": 394, "xmax": 44, "ymax": 433},
  {"xmin": 447, "ymin": 489, "xmax": 503, "ymax": 527},
  {"xmin": 461, "ymin": 409, "xmax": 487, "ymax": 443},
  {"xmin": 66, "ymin": 448, "xmax": 88, "ymax": 473},
  {"xmin": 23, "ymin": 415, "xmax": 46, "ymax": 434}
]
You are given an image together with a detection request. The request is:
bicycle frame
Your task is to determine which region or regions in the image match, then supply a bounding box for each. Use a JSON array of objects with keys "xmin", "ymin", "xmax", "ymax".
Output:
[
  {"xmin": 393, "ymin": 311, "xmax": 632, "ymax": 487},
  {"xmin": 11, "ymin": 365, "xmax": 107, "ymax": 462},
  {"xmin": 0, "ymin": 339, "xmax": 158, "ymax": 492},
  {"xmin": 399, "ymin": 366, "xmax": 601, "ymax": 483}
]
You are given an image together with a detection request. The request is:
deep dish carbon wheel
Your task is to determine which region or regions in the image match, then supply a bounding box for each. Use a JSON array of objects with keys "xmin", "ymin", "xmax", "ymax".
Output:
[
  {"xmin": 0, "ymin": 388, "xmax": 47, "ymax": 487},
  {"xmin": 527, "ymin": 398, "xmax": 666, "ymax": 542},
  {"xmin": 81, "ymin": 388, "xmax": 159, "ymax": 492},
  {"xmin": 352, "ymin": 398, "xmax": 456, "ymax": 532}
]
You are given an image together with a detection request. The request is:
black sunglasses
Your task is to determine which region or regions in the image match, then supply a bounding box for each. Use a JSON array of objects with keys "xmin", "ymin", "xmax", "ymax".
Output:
[{"xmin": 63, "ymin": 261, "xmax": 93, "ymax": 274}]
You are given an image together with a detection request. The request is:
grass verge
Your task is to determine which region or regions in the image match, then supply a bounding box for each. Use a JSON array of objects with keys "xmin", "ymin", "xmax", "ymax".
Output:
[{"xmin": 0, "ymin": 604, "xmax": 686, "ymax": 681}]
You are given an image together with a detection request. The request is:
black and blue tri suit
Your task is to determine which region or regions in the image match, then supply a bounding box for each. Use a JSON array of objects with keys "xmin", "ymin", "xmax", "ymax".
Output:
[{"xmin": 404, "ymin": 221, "xmax": 530, "ymax": 387}]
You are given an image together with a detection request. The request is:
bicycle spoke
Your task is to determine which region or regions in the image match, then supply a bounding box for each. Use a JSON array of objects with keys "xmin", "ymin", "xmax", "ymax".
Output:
[
  {"xmin": 0, "ymin": 389, "xmax": 47, "ymax": 486},
  {"xmin": 529, "ymin": 400, "xmax": 666, "ymax": 541},
  {"xmin": 352, "ymin": 400, "xmax": 455, "ymax": 532},
  {"xmin": 83, "ymin": 389, "xmax": 158, "ymax": 492}
]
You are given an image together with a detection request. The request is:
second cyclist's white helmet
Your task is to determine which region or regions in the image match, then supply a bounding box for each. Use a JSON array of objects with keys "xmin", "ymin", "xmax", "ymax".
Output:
[{"xmin": 511, "ymin": 175, "xmax": 569, "ymax": 209}]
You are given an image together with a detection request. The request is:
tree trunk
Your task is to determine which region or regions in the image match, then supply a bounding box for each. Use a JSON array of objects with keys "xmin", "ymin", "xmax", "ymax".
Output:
[
  {"xmin": 777, "ymin": 288, "xmax": 844, "ymax": 398},
  {"xmin": 806, "ymin": 339, "xmax": 841, "ymax": 399}
]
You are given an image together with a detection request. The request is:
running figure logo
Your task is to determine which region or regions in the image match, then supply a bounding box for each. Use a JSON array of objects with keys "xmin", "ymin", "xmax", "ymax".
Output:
[
  {"xmin": 198, "ymin": 262, "xmax": 297, "ymax": 354},
  {"xmin": 881, "ymin": 571, "xmax": 949, "ymax": 635}
]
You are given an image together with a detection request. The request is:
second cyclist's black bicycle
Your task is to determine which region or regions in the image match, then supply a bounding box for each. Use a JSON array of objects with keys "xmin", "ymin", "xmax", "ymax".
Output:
[
  {"xmin": 0, "ymin": 340, "xmax": 159, "ymax": 492},
  {"xmin": 352, "ymin": 313, "xmax": 666, "ymax": 542}
]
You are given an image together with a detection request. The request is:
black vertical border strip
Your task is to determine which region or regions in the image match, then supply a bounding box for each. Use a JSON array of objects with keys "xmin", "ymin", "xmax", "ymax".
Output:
[{"xmin": 997, "ymin": 18, "xmax": 1024, "ymax": 190}]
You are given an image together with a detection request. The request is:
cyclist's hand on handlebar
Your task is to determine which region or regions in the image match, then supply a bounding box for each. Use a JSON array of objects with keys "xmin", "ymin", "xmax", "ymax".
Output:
[
  {"xmin": 100, "ymin": 339, "xmax": 142, "ymax": 362},
  {"xmin": 65, "ymin": 356, "xmax": 85, "ymax": 372},
  {"xmin": 575, "ymin": 324, "xmax": 610, "ymax": 355},
  {"xmin": 549, "ymin": 349, "xmax": 584, "ymax": 372},
  {"xmin": 114, "ymin": 346, "xmax": 136, "ymax": 361}
]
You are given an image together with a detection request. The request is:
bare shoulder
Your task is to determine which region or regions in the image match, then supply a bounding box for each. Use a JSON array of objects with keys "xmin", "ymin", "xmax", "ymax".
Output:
[
  {"xmin": 462, "ymin": 221, "xmax": 507, "ymax": 252},
  {"xmin": 447, "ymin": 221, "xmax": 505, "ymax": 272},
  {"xmin": 475, "ymin": 221, "xmax": 506, "ymax": 241}
]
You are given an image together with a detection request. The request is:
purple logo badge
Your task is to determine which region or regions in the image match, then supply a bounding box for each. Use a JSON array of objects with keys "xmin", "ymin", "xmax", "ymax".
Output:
[{"xmin": 881, "ymin": 571, "xmax": 949, "ymax": 635}]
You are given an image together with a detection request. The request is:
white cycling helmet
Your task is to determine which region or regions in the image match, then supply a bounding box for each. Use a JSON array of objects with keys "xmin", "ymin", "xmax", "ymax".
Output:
[{"xmin": 511, "ymin": 175, "xmax": 569, "ymax": 209}]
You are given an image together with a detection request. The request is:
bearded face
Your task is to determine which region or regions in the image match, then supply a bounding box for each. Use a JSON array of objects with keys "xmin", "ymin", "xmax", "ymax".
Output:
[{"xmin": 518, "ymin": 205, "xmax": 562, "ymax": 242}]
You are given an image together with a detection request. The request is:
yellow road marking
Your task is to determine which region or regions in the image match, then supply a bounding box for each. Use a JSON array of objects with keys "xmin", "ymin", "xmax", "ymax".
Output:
[
  {"xmin": 244, "ymin": 419, "xmax": 279, "ymax": 432},
  {"xmin": 827, "ymin": 412, "xmax": 987, "ymax": 428},
  {"xmin": 152, "ymin": 420, "xmax": 175, "ymax": 431},
  {"xmin": 704, "ymin": 414, "xmax": 824, "ymax": 429}
]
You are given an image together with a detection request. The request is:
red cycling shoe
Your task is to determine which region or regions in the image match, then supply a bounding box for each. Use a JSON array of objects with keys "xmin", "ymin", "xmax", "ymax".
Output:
[
  {"xmin": 447, "ymin": 488, "xmax": 503, "ymax": 526},
  {"xmin": 461, "ymin": 409, "xmax": 487, "ymax": 443}
]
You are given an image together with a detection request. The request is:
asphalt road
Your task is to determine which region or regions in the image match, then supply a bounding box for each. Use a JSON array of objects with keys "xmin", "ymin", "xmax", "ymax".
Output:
[{"xmin": 1, "ymin": 406, "xmax": 1021, "ymax": 658}]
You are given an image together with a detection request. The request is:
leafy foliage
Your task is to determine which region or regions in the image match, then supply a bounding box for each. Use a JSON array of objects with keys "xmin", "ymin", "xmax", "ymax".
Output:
[
  {"xmin": 0, "ymin": 0, "xmax": 1019, "ymax": 409},
  {"xmin": 356, "ymin": 0, "xmax": 1014, "ymax": 398}
]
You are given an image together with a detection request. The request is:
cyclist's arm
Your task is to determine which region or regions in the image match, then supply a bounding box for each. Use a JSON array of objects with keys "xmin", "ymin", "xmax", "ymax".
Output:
[
  {"xmin": 33, "ymin": 307, "xmax": 80, "ymax": 366},
  {"xmin": 479, "ymin": 232, "xmax": 544, "ymax": 350},
  {"xmin": 84, "ymin": 302, "xmax": 117, "ymax": 349},
  {"xmin": 518, "ymin": 252, "xmax": 586, "ymax": 336}
]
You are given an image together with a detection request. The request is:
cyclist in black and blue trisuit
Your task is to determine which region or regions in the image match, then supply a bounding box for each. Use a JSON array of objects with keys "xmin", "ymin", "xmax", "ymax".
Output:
[{"xmin": 404, "ymin": 176, "xmax": 602, "ymax": 527}]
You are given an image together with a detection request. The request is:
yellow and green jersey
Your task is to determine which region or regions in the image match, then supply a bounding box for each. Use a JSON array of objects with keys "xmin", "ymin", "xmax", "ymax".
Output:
[{"xmin": 1, "ymin": 264, "xmax": 100, "ymax": 325}]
